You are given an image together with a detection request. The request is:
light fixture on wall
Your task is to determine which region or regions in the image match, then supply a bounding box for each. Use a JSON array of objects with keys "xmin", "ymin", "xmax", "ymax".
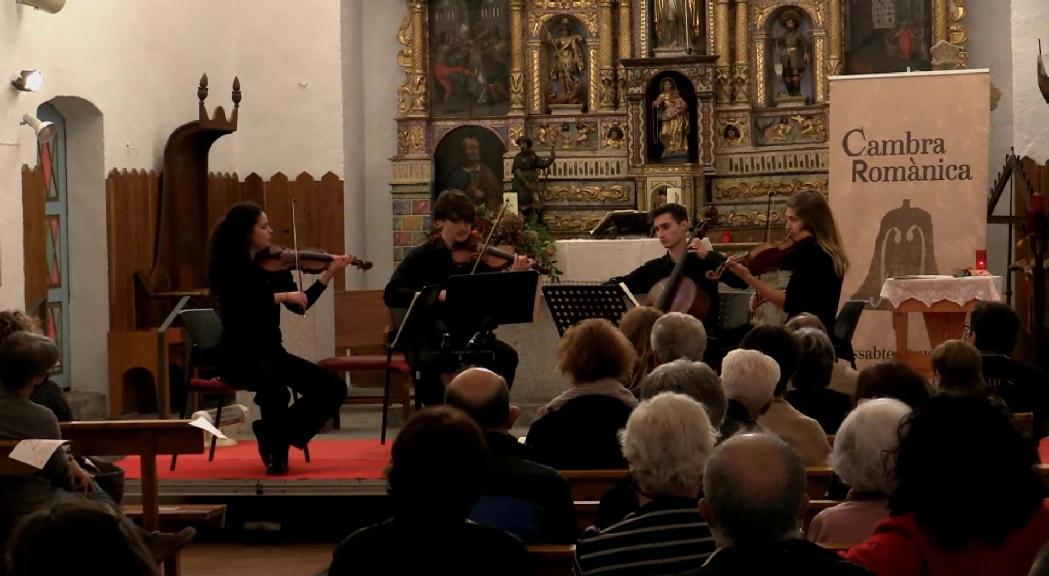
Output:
[
  {"xmin": 11, "ymin": 69, "xmax": 43, "ymax": 92},
  {"xmin": 15, "ymin": 0, "xmax": 66, "ymax": 14},
  {"xmin": 21, "ymin": 113, "xmax": 57, "ymax": 143}
]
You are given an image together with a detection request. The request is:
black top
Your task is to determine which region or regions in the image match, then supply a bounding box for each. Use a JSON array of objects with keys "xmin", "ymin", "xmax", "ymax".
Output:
[
  {"xmin": 981, "ymin": 353, "xmax": 1049, "ymax": 438},
  {"xmin": 782, "ymin": 238, "xmax": 843, "ymax": 333},
  {"xmin": 328, "ymin": 517, "xmax": 534, "ymax": 576},
  {"xmin": 470, "ymin": 431, "xmax": 579, "ymax": 544},
  {"xmin": 526, "ymin": 395, "xmax": 633, "ymax": 470},
  {"xmin": 215, "ymin": 262, "xmax": 327, "ymax": 355},
  {"xmin": 575, "ymin": 496, "xmax": 716, "ymax": 576},
  {"xmin": 610, "ymin": 251, "xmax": 747, "ymax": 333},
  {"xmin": 30, "ymin": 378, "xmax": 73, "ymax": 422},
  {"xmin": 680, "ymin": 539, "xmax": 872, "ymax": 576},
  {"xmin": 383, "ymin": 237, "xmax": 495, "ymax": 309},
  {"xmin": 785, "ymin": 388, "xmax": 852, "ymax": 434}
]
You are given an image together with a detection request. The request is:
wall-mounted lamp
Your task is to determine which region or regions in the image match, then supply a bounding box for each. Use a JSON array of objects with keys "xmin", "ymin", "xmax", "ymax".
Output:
[
  {"xmin": 11, "ymin": 70, "xmax": 43, "ymax": 92},
  {"xmin": 15, "ymin": 0, "xmax": 66, "ymax": 14},
  {"xmin": 21, "ymin": 113, "xmax": 57, "ymax": 143}
]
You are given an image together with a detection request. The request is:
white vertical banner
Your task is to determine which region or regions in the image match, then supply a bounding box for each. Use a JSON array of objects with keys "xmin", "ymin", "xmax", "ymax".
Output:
[{"xmin": 828, "ymin": 70, "xmax": 990, "ymax": 367}]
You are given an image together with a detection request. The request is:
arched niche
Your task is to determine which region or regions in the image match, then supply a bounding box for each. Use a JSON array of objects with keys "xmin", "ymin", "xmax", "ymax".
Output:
[
  {"xmin": 645, "ymin": 71, "xmax": 698, "ymax": 164},
  {"xmin": 765, "ymin": 6, "xmax": 816, "ymax": 106},
  {"xmin": 432, "ymin": 125, "xmax": 507, "ymax": 210}
]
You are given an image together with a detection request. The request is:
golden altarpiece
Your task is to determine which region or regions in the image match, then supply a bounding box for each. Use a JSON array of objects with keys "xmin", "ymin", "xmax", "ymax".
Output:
[{"xmin": 389, "ymin": 0, "xmax": 969, "ymax": 258}]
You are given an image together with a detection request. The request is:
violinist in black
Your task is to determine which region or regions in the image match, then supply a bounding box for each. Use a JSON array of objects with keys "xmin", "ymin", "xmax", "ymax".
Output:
[
  {"xmin": 696, "ymin": 191, "xmax": 848, "ymax": 332},
  {"xmin": 209, "ymin": 202, "xmax": 352, "ymax": 475},
  {"xmin": 383, "ymin": 190, "xmax": 535, "ymax": 407},
  {"xmin": 609, "ymin": 203, "xmax": 748, "ymax": 335}
]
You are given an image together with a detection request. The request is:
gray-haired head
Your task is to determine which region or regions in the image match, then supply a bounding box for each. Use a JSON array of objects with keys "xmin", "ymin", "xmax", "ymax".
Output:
[
  {"xmin": 832, "ymin": 398, "xmax": 911, "ymax": 495},
  {"xmin": 701, "ymin": 433, "xmax": 806, "ymax": 547},
  {"xmin": 793, "ymin": 327, "xmax": 836, "ymax": 390},
  {"xmin": 639, "ymin": 359, "xmax": 726, "ymax": 428},
  {"xmin": 650, "ymin": 312, "xmax": 707, "ymax": 364},
  {"xmin": 720, "ymin": 349, "xmax": 779, "ymax": 416},
  {"xmin": 620, "ymin": 392, "xmax": 714, "ymax": 498}
]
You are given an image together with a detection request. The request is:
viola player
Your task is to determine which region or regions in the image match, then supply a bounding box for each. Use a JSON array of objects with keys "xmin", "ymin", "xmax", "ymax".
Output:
[
  {"xmin": 383, "ymin": 190, "xmax": 533, "ymax": 407},
  {"xmin": 695, "ymin": 190, "xmax": 848, "ymax": 331},
  {"xmin": 208, "ymin": 202, "xmax": 352, "ymax": 475}
]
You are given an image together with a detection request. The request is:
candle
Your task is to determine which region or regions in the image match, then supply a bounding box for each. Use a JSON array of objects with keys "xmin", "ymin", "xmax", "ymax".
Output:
[
  {"xmin": 721, "ymin": 230, "xmax": 733, "ymax": 244},
  {"xmin": 975, "ymin": 249, "xmax": 987, "ymax": 271},
  {"xmin": 1034, "ymin": 193, "xmax": 1046, "ymax": 213}
]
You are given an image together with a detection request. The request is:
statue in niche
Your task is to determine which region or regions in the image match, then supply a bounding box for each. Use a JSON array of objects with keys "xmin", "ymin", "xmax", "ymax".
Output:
[
  {"xmin": 511, "ymin": 136, "xmax": 556, "ymax": 221},
  {"xmin": 653, "ymin": 0, "xmax": 703, "ymax": 52},
  {"xmin": 775, "ymin": 10, "xmax": 810, "ymax": 98},
  {"xmin": 651, "ymin": 77, "xmax": 690, "ymax": 161},
  {"xmin": 546, "ymin": 18, "xmax": 586, "ymax": 105}
]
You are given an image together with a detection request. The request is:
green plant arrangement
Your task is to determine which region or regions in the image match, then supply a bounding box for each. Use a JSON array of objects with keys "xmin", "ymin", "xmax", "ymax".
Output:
[{"xmin": 487, "ymin": 210, "xmax": 562, "ymax": 282}]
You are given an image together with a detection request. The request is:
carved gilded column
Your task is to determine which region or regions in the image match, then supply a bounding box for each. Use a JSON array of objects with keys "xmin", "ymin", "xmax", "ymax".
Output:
[
  {"xmin": 598, "ymin": 0, "xmax": 616, "ymax": 109},
  {"xmin": 732, "ymin": 0, "xmax": 749, "ymax": 104},
  {"xmin": 510, "ymin": 0, "xmax": 526, "ymax": 112},
  {"xmin": 617, "ymin": 0, "xmax": 632, "ymax": 108},
  {"xmin": 407, "ymin": 0, "xmax": 428, "ymax": 116},
  {"xmin": 933, "ymin": 0, "xmax": 948, "ymax": 45},
  {"xmin": 828, "ymin": 0, "xmax": 843, "ymax": 76},
  {"xmin": 715, "ymin": 0, "xmax": 732, "ymax": 103}
]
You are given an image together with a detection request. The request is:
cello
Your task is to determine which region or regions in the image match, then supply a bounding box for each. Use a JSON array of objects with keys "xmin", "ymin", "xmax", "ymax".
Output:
[{"xmin": 643, "ymin": 218, "xmax": 714, "ymax": 320}]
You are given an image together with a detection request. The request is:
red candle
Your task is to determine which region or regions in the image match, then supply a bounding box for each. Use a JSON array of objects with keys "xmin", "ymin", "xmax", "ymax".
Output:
[
  {"xmin": 721, "ymin": 230, "xmax": 733, "ymax": 244},
  {"xmin": 1035, "ymin": 193, "xmax": 1046, "ymax": 213},
  {"xmin": 975, "ymin": 249, "xmax": 987, "ymax": 271}
]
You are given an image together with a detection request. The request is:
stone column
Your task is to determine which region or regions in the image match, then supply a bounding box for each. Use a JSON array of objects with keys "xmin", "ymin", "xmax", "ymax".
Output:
[
  {"xmin": 733, "ymin": 0, "xmax": 749, "ymax": 104},
  {"xmin": 617, "ymin": 0, "xmax": 633, "ymax": 108},
  {"xmin": 828, "ymin": 0, "xmax": 843, "ymax": 76},
  {"xmin": 715, "ymin": 0, "xmax": 732, "ymax": 103},
  {"xmin": 510, "ymin": 0, "xmax": 526, "ymax": 112},
  {"xmin": 407, "ymin": 0, "xmax": 428, "ymax": 116},
  {"xmin": 599, "ymin": 0, "xmax": 616, "ymax": 109}
]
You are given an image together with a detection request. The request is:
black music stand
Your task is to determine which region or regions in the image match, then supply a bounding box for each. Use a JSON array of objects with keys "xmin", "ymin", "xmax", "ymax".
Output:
[
  {"xmin": 442, "ymin": 270, "xmax": 540, "ymax": 339},
  {"xmin": 542, "ymin": 283, "xmax": 633, "ymax": 336},
  {"xmin": 589, "ymin": 210, "xmax": 651, "ymax": 238}
]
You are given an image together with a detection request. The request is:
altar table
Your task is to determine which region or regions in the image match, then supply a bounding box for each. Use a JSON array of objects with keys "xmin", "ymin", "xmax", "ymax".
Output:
[{"xmin": 554, "ymin": 238, "xmax": 663, "ymax": 282}]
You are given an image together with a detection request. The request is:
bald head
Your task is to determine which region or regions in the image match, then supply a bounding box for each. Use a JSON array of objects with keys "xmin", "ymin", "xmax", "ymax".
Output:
[
  {"xmin": 445, "ymin": 368, "xmax": 512, "ymax": 430},
  {"xmin": 700, "ymin": 434, "xmax": 806, "ymax": 546}
]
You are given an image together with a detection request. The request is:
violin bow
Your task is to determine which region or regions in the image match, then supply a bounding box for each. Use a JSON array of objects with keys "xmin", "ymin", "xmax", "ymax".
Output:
[
  {"xmin": 291, "ymin": 198, "xmax": 306, "ymax": 314},
  {"xmin": 471, "ymin": 200, "xmax": 510, "ymax": 275}
]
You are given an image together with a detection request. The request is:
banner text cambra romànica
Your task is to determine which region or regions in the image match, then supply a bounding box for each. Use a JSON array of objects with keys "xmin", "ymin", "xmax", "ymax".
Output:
[{"xmin": 828, "ymin": 69, "xmax": 990, "ymax": 368}]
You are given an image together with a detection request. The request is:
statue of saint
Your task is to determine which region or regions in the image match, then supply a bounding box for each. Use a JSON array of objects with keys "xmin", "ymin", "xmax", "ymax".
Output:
[
  {"xmin": 653, "ymin": 0, "xmax": 702, "ymax": 51},
  {"xmin": 547, "ymin": 18, "xmax": 586, "ymax": 104},
  {"xmin": 776, "ymin": 10, "xmax": 810, "ymax": 98},
  {"xmin": 651, "ymin": 77, "xmax": 689, "ymax": 159},
  {"xmin": 511, "ymin": 136, "xmax": 556, "ymax": 221}
]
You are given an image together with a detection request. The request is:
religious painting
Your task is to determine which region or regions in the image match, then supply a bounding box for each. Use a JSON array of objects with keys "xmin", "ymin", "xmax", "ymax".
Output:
[
  {"xmin": 844, "ymin": 0, "xmax": 932, "ymax": 74},
  {"xmin": 753, "ymin": 112, "xmax": 826, "ymax": 147},
  {"xmin": 429, "ymin": 0, "xmax": 511, "ymax": 118},
  {"xmin": 766, "ymin": 8, "xmax": 815, "ymax": 106},
  {"xmin": 650, "ymin": 0, "xmax": 705, "ymax": 56},
  {"xmin": 433, "ymin": 125, "xmax": 506, "ymax": 211},
  {"xmin": 543, "ymin": 16, "xmax": 588, "ymax": 112},
  {"xmin": 534, "ymin": 120, "xmax": 597, "ymax": 151},
  {"xmin": 646, "ymin": 72, "xmax": 697, "ymax": 164}
]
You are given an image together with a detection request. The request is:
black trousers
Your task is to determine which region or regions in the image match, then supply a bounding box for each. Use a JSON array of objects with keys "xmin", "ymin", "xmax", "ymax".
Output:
[
  {"xmin": 410, "ymin": 339, "xmax": 519, "ymax": 407},
  {"xmin": 221, "ymin": 349, "xmax": 347, "ymax": 451}
]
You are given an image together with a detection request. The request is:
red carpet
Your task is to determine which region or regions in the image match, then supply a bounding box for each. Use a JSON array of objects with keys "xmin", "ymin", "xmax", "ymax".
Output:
[
  {"xmin": 1041, "ymin": 438, "xmax": 1049, "ymax": 464},
  {"xmin": 118, "ymin": 439, "xmax": 391, "ymax": 481}
]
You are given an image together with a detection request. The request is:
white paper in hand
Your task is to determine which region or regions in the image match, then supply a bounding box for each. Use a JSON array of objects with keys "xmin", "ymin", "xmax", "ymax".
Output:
[
  {"xmin": 10, "ymin": 439, "xmax": 68, "ymax": 470},
  {"xmin": 189, "ymin": 416, "xmax": 228, "ymax": 440}
]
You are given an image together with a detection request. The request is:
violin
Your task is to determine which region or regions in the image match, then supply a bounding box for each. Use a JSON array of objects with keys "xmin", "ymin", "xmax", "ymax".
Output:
[
  {"xmin": 256, "ymin": 245, "xmax": 373, "ymax": 274},
  {"xmin": 643, "ymin": 218, "xmax": 713, "ymax": 321},
  {"xmin": 451, "ymin": 236, "xmax": 552, "ymax": 275},
  {"xmin": 706, "ymin": 232, "xmax": 811, "ymax": 281}
]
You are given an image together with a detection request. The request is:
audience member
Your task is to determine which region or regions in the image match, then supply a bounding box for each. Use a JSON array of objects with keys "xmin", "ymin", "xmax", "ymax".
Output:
[
  {"xmin": 808, "ymin": 398, "xmax": 911, "ymax": 546},
  {"xmin": 682, "ymin": 434, "xmax": 871, "ymax": 575},
  {"xmin": 0, "ymin": 332, "xmax": 194, "ymax": 561},
  {"xmin": 639, "ymin": 359, "xmax": 726, "ymax": 428},
  {"xmin": 618, "ymin": 306, "xmax": 663, "ymax": 394},
  {"xmin": 845, "ymin": 395, "xmax": 1049, "ymax": 576},
  {"xmin": 445, "ymin": 368, "xmax": 577, "ymax": 544},
  {"xmin": 969, "ymin": 301, "xmax": 1049, "ymax": 438},
  {"xmin": 853, "ymin": 362, "xmax": 930, "ymax": 411},
  {"xmin": 931, "ymin": 339, "xmax": 988, "ymax": 395},
  {"xmin": 742, "ymin": 326, "xmax": 830, "ymax": 465},
  {"xmin": 329, "ymin": 407, "xmax": 532, "ymax": 576},
  {"xmin": 5, "ymin": 499, "xmax": 158, "ymax": 576},
  {"xmin": 785, "ymin": 312, "xmax": 858, "ymax": 397},
  {"xmin": 719, "ymin": 349, "xmax": 778, "ymax": 439},
  {"xmin": 527, "ymin": 319, "xmax": 637, "ymax": 469},
  {"xmin": 576, "ymin": 393, "xmax": 717, "ymax": 576},
  {"xmin": 651, "ymin": 312, "xmax": 707, "ymax": 364},
  {"xmin": 785, "ymin": 328, "xmax": 852, "ymax": 434},
  {"xmin": 0, "ymin": 310, "xmax": 72, "ymax": 421}
]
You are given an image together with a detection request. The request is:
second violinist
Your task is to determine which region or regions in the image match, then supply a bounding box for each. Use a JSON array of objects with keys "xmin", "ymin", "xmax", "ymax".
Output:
[{"xmin": 696, "ymin": 190, "xmax": 848, "ymax": 331}]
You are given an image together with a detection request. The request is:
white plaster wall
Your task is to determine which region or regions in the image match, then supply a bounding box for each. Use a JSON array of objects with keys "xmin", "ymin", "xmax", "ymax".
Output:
[{"xmin": 1012, "ymin": 0, "xmax": 1049, "ymax": 163}]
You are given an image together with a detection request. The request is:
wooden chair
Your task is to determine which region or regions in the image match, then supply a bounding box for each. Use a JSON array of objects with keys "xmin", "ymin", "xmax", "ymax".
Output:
[
  {"xmin": 529, "ymin": 544, "xmax": 576, "ymax": 576},
  {"xmin": 319, "ymin": 290, "xmax": 413, "ymax": 443},
  {"xmin": 61, "ymin": 420, "xmax": 204, "ymax": 576}
]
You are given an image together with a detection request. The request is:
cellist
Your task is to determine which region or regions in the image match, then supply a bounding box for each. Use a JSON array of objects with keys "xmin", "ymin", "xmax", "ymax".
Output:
[{"xmin": 609, "ymin": 203, "xmax": 747, "ymax": 335}]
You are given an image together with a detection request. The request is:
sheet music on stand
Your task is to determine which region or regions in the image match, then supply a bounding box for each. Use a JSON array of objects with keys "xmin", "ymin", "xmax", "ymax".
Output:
[{"xmin": 542, "ymin": 282, "xmax": 635, "ymax": 337}]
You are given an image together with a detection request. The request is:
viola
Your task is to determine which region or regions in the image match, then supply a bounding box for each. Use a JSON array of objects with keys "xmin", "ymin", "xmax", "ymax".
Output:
[
  {"xmin": 643, "ymin": 218, "xmax": 713, "ymax": 321},
  {"xmin": 256, "ymin": 245, "xmax": 373, "ymax": 274},
  {"xmin": 706, "ymin": 232, "xmax": 811, "ymax": 281}
]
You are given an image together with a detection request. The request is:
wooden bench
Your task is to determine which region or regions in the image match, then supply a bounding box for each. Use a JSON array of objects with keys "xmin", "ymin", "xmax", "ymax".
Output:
[
  {"xmin": 121, "ymin": 503, "xmax": 227, "ymax": 530},
  {"xmin": 563, "ymin": 467, "xmax": 836, "ymax": 502},
  {"xmin": 61, "ymin": 420, "xmax": 204, "ymax": 576},
  {"xmin": 574, "ymin": 500, "xmax": 599, "ymax": 530},
  {"xmin": 529, "ymin": 544, "xmax": 575, "ymax": 576}
]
